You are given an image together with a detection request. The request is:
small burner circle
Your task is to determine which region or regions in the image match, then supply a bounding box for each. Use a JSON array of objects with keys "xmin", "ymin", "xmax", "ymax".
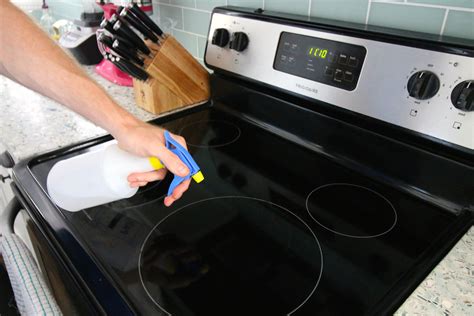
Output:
[
  {"xmin": 306, "ymin": 183, "xmax": 397, "ymax": 239},
  {"xmin": 139, "ymin": 196, "xmax": 323, "ymax": 315},
  {"xmin": 178, "ymin": 120, "xmax": 241, "ymax": 148}
]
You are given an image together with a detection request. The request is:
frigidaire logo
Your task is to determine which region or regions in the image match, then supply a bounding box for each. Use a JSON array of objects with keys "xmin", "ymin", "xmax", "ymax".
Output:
[{"xmin": 296, "ymin": 83, "xmax": 318, "ymax": 95}]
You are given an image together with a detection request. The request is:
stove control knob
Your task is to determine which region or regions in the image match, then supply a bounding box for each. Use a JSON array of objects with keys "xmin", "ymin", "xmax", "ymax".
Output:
[
  {"xmin": 212, "ymin": 28, "xmax": 230, "ymax": 48},
  {"xmin": 407, "ymin": 71, "xmax": 440, "ymax": 100},
  {"xmin": 451, "ymin": 80, "xmax": 474, "ymax": 112},
  {"xmin": 230, "ymin": 32, "xmax": 249, "ymax": 52}
]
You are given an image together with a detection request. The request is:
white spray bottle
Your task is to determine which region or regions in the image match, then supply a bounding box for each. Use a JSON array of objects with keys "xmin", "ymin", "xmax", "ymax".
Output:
[{"xmin": 46, "ymin": 131, "xmax": 204, "ymax": 212}]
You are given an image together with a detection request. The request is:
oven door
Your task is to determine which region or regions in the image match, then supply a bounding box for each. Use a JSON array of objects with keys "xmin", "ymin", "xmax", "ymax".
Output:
[{"xmin": 6, "ymin": 186, "xmax": 103, "ymax": 315}]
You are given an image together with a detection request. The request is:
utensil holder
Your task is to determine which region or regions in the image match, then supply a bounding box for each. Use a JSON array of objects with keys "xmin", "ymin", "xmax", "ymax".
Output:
[{"xmin": 133, "ymin": 35, "xmax": 210, "ymax": 114}]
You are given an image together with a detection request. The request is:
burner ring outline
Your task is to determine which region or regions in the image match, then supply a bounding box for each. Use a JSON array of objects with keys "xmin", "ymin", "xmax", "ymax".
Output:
[
  {"xmin": 178, "ymin": 120, "xmax": 242, "ymax": 148},
  {"xmin": 305, "ymin": 183, "xmax": 398, "ymax": 239},
  {"xmin": 138, "ymin": 196, "xmax": 324, "ymax": 315}
]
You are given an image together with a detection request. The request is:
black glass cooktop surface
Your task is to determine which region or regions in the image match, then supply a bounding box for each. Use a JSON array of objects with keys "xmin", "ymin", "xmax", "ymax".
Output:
[{"xmin": 29, "ymin": 106, "xmax": 460, "ymax": 315}]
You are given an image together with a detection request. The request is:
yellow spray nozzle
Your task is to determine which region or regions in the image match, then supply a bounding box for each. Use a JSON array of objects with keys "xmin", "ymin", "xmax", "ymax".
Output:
[
  {"xmin": 192, "ymin": 171, "xmax": 204, "ymax": 183},
  {"xmin": 148, "ymin": 157, "xmax": 165, "ymax": 170}
]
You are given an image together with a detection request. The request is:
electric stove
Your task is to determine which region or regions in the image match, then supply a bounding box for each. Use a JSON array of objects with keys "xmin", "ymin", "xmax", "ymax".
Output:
[{"xmin": 12, "ymin": 6, "xmax": 473, "ymax": 316}]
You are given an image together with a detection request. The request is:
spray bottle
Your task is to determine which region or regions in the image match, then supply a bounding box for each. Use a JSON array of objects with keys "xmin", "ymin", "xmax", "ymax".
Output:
[{"xmin": 47, "ymin": 131, "xmax": 204, "ymax": 212}]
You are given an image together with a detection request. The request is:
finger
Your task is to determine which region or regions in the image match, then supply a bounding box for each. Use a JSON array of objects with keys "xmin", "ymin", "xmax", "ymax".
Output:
[
  {"xmin": 170, "ymin": 133, "xmax": 188, "ymax": 150},
  {"xmin": 164, "ymin": 179, "xmax": 191, "ymax": 206},
  {"xmin": 153, "ymin": 143, "xmax": 189, "ymax": 177},
  {"xmin": 128, "ymin": 169, "xmax": 167, "ymax": 182},
  {"xmin": 171, "ymin": 179, "xmax": 191, "ymax": 199},
  {"xmin": 164, "ymin": 196, "xmax": 174, "ymax": 207},
  {"xmin": 129, "ymin": 181, "xmax": 148, "ymax": 188}
]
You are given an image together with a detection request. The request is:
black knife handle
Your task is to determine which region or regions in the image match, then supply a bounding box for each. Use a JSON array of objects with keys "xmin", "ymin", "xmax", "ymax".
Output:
[
  {"xmin": 113, "ymin": 20, "xmax": 151, "ymax": 55},
  {"xmin": 120, "ymin": 9, "xmax": 158, "ymax": 43},
  {"xmin": 117, "ymin": 57, "xmax": 149, "ymax": 81},
  {"xmin": 112, "ymin": 40, "xmax": 144, "ymax": 66},
  {"xmin": 106, "ymin": 53, "xmax": 129, "ymax": 73},
  {"xmin": 100, "ymin": 20, "xmax": 115, "ymax": 34},
  {"xmin": 97, "ymin": 32, "xmax": 114, "ymax": 48},
  {"xmin": 107, "ymin": 31, "xmax": 136, "ymax": 52},
  {"xmin": 129, "ymin": 3, "xmax": 164, "ymax": 37},
  {"xmin": 108, "ymin": 53, "xmax": 143, "ymax": 80},
  {"xmin": 101, "ymin": 20, "xmax": 136, "ymax": 50}
]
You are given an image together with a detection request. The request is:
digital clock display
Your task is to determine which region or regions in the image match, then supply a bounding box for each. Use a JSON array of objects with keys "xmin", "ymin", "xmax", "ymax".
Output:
[
  {"xmin": 274, "ymin": 32, "xmax": 367, "ymax": 91},
  {"xmin": 308, "ymin": 47, "xmax": 328, "ymax": 59}
]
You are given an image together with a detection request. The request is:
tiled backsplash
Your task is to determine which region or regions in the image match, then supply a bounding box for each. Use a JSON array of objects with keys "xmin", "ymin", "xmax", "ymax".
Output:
[
  {"xmin": 18, "ymin": 0, "xmax": 473, "ymax": 61},
  {"xmin": 154, "ymin": 0, "xmax": 474, "ymax": 61},
  {"xmin": 13, "ymin": 0, "xmax": 101, "ymax": 22}
]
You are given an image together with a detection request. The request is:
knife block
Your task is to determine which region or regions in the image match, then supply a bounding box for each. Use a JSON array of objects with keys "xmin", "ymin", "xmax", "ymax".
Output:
[{"xmin": 133, "ymin": 36, "xmax": 210, "ymax": 114}]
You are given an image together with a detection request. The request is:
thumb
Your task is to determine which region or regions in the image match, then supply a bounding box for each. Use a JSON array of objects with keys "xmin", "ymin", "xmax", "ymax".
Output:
[{"xmin": 154, "ymin": 144, "xmax": 189, "ymax": 177}]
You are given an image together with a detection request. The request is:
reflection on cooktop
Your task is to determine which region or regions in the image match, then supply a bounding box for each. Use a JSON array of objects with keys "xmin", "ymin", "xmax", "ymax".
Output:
[
  {"xmin": 103, "ymin": 180, "xmax": 165, "ymax": 210},
  {"xmin": 306, "ymin": 183, "xmax": 397, "ymax": 238},
  {"xmin": 179, "ymin": 120, "xmax": 241, "ymax": 148},
  {"xmin": 139, "ymin": 196, "xmax": 323, "ymax": 316}
]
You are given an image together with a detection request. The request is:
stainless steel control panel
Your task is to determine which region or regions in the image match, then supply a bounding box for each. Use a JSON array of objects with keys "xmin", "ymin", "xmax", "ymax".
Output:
[{"xmin": 205, "ymin": 13, "xmax": 474, "ymax": 150}]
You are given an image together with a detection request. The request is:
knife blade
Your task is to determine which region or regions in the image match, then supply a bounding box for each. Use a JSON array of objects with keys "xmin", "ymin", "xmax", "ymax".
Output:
[{"xmin": 129, "ymin": 3, "xmax": 164, "ymax": 37}]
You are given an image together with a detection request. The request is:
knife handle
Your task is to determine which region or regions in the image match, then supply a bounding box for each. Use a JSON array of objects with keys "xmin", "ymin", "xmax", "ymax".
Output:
[
  {"xmin": 129, "ymin": 3, "xmax": 164, "ymax": 37},
  {"xmin": 106, "ymin": 54, "xmax": 134, "ymax": 78},
  {"xmin": 120, "ymin": 9, "xmax": 158, "ymax": 43},
  {"xmin": 97, "ymin": 32, "xmax": 114, "ymax": 48},
  {"xmin": 112, "ymin": 40, "xmax": 144, "ymax": 66},
  {"xmin": 113, "ymin": 19, "xmax": 151, "ymax": 55},
  {"xmin": 101, "ymin": 20, "xmax": 136, "ymax": 50},
  {"xmin": 117, "ymin": 57, "xmax": 149, "ymax": 81}
]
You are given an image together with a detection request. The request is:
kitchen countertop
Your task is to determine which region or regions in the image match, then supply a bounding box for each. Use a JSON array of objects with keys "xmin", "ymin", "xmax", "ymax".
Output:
[{"xmin": 0, "ymin": 68, "xmax": 472, "ymax": 315}]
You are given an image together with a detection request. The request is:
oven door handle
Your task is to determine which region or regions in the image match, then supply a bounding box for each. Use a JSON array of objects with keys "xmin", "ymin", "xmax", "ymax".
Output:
[
  {"xmin": 0, "ymin": 197, "xmax": 63, "ymax": 315},
  {"xmin": 0, "ymin": 196, "xmax": 21, "ymax": 236}
]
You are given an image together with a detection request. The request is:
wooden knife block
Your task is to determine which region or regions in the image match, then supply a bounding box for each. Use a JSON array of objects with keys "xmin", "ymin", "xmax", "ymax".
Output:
[{"xmin": 133, "ymin": 35, "xmax": 210, "ymax": 114}]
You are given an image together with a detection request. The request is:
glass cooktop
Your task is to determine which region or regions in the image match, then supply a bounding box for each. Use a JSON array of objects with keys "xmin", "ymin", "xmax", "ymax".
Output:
[{"xmin": 30, "ymin": 106, "xmax": 457, "ymax": 315}]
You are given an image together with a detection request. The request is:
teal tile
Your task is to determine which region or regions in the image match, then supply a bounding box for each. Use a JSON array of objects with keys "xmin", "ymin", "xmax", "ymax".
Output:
[
  {"xmin": 368, "ymin": 3, "xmax": 445, "ymax": 34},
  {"xmin": 158, "ymin": 4, "xmax": 183, "ymax": 29},
  {"xmin": 183, "ymin": 9, "xmax": 211, "ymax": 36},
  {"xmin": 443, "ymin": 10, "xmax": 474, "ymax": 40},
  {"xmin": 49, "ymin": 2, "xmax": 82, "ymax": 21},
  {"xmin": 408, "ymin": 0, "xmax": 474, "ymax": 9},
  {"xmin": 228, "ymin": 0, "xmax": 264, "ymax": 9},
  {"xmin": 29, "ymin": 9, "xmax": 43, "ymax": 21},
  {"xmin": 311, "ymin": 0, "xmax": 369, "ymax": 24},
  {"xmin": 196, "ymin": 0, "xmax": 227, "ymax": 11},
  {"xmin": 48, "ymin": 0, "xmax": 83, "ymax": 6},
  {"xmin": 170, "ymin": 0, "xmax": 195, "ymax": 8},
  {"xmin": 197, "ymin": 58, "xmax": 212, "ymax": 72},
  {"xmin": 172, "ymin": 29, "xmax": 198, "ymax": 56},
  {"xmin": 265, "ymin": 0, "xmax": 309, "ymax": 16},
  {"xmin": 197, "ymin": 36, "xmax": 208, "ymax": 59}
]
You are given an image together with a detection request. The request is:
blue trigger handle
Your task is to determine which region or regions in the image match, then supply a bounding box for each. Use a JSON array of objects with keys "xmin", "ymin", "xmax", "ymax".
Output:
[{"xmin": 164, "ymin": 131, "xmax": 204, "ymax": 196}]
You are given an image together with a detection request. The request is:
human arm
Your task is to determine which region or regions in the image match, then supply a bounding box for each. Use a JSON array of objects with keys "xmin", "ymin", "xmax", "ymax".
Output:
[{"xmin": 0, "ymin": 0, "xmax": 190, "ymax": 206}]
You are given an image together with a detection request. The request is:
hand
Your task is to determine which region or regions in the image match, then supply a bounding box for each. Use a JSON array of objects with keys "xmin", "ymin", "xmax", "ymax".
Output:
[{"xmin": 112, "ymin": 120, "xmax": 191, "ymax": 207}]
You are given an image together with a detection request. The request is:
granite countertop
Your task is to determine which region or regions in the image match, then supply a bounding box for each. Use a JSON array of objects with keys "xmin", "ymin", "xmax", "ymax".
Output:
[
  {"xmin": 0, "ymin": 66, "xmax": 157, "ymax": 161},
  {"xmin": 0, "ymin": 68, "xmax": 472, "ymax": 315}
]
